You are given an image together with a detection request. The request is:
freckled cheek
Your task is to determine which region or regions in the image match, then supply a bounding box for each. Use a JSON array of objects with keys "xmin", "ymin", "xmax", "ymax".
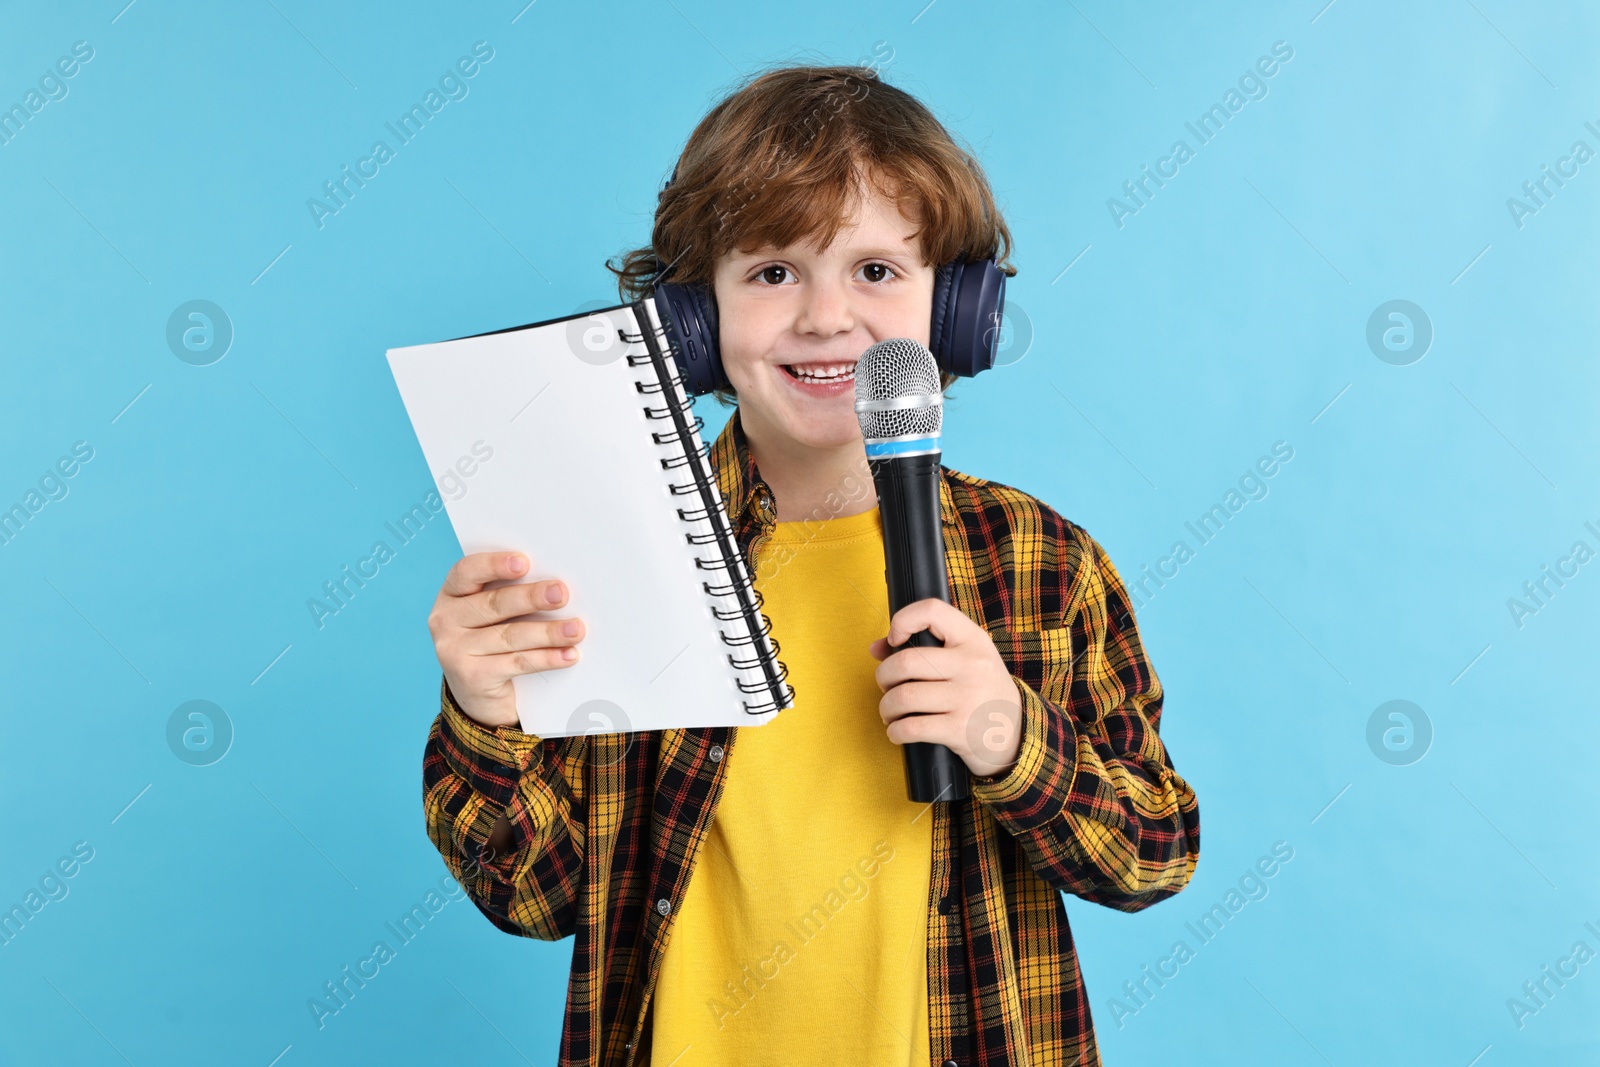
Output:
[
  {"xmin": 719, "ymin": 317, "xmax": 786, "ymax": 387},
  {"xmin": 875, "ymin": 300, "xmax": 934, "ymax": 349},
  {"xmin": 719, "ymin": 334, "xmax": 769, "ymax": 392}
]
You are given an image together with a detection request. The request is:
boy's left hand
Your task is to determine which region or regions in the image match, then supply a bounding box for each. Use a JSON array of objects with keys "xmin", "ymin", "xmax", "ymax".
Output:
[{"xmin": 868, "ymin": 598, "xmax": 1023, "ymax": 779}]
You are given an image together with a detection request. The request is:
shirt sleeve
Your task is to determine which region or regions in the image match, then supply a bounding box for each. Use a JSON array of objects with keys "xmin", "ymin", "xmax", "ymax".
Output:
[
  {"xmin": 421, "ymin": 676, "xmax": 588, "ymax": 940},
  {"xmin": 970, "ymin": 527, "xmax": 1201, "ymax": 912}
]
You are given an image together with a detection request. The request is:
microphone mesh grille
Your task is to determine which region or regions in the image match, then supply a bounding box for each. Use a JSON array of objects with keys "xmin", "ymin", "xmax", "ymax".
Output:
[{"xmin": 854, "ymin": 338, "xmax": 943, "ymax": 439}]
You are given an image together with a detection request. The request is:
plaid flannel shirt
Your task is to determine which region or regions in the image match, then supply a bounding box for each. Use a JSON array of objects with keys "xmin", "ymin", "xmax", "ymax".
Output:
[{"xmin": 422, "ymin": 408, "xmax": 1200, "ymax": 1067}]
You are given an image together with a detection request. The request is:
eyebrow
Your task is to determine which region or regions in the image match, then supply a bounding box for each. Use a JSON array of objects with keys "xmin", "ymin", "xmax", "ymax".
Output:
[{"xmin": 731, "ymin": 243, "xmax": 918, "ymax": 261}]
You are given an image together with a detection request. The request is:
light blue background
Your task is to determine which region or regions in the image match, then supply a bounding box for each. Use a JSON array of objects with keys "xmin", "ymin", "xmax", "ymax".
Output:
[{"xmin": 2, "ymin": 1, "xmax": 1596, "ymax": 1064}]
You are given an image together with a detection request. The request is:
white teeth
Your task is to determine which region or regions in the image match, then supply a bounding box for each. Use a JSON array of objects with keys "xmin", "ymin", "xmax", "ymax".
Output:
[{"xmin": 787, "ymin": 363, "xmax": 855, "ymax": 382}]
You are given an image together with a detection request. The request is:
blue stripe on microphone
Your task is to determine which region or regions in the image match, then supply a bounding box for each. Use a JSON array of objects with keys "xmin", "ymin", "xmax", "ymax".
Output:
[{"xmin": 865, "ymin": 435, "xmax": 940, "ymax": 458}]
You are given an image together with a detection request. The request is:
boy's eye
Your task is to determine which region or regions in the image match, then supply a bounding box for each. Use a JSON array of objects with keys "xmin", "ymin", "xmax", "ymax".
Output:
[
  {"xmin": 860, "ymin": 262, "xmax": 895, "ymax": 283},
  {"xmin": 756, "ymin": 266, "xmax": 792, "ymax": 285}
]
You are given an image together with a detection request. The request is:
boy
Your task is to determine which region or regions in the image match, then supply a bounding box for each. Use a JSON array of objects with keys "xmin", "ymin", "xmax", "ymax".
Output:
[{"xmin": 422, "ymin": 64, "xmax": 1199, "ymax": 1067}]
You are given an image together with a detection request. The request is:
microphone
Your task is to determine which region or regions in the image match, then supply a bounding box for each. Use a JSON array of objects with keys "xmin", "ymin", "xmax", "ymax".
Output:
[{"xmin": 855, "ymin": 338, "xmax": 971, "ymax": 803}]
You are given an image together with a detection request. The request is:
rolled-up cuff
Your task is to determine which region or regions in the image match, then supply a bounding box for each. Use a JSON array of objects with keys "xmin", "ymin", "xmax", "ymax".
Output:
[
  {"xmin": 437, "ymin": 677, "xmax": 545, "ymax": 801},
  {"xmin": 435, "ymin": 678, "xmax": 552, "ymax": 877},
  {"xmin": 971, "ymin": 675, "xmax": 1080, "ymax": 833}
]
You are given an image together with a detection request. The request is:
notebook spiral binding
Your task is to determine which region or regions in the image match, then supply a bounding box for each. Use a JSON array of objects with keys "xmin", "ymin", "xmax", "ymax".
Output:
[{"xmin": 620, "ymin": 301, "xmax": 796, "ymax": 717}]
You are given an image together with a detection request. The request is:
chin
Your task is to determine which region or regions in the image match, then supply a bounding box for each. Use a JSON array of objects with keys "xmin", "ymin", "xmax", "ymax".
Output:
[
  {"xmin": 746, "ymin": 396, "xmax": 862, "ymax": 451},
  {"xmin": 800, "ymin": 420, "xmax": 863, "ymax": 450}
]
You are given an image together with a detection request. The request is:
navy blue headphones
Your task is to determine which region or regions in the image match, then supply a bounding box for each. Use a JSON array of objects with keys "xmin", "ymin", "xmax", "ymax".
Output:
[{"xmin": 651, "ymin": 248, "xmax": 1009, "ymax": 398}]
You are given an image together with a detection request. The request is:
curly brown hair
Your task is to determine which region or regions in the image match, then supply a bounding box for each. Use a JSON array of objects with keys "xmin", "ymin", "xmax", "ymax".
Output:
[{"xmin": 607, "ymin": 63, "xmax": 1016, "ymax": 408}]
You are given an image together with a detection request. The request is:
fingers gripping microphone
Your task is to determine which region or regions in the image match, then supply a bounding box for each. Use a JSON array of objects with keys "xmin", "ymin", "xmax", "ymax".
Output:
[{"xmin": 855, "ymin": 339, "xmax": 971, "ymax": 804}]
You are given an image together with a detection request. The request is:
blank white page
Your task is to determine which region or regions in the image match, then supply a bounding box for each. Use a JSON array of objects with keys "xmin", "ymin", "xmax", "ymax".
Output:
[{"xmin": 387, "ymin": 303, "xmax": 782, "ymax": 737}]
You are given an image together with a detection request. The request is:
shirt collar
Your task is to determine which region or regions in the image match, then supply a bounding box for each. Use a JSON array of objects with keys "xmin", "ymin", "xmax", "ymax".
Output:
[{"xmin": 710, "ymin": 407, "xmax": 957, "ymax": 528}]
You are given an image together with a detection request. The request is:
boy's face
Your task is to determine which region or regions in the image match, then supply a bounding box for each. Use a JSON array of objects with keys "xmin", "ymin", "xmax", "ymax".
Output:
[{"xmin": 712, "ymin": 184, "xmax": 934, "ymax": 453}]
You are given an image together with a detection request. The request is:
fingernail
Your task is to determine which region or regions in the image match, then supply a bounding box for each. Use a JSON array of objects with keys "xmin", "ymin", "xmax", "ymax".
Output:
[
  {"xmin": 563, "ymin": 620, "xmax": 580, "ymax": 637},
  {"xmin": 547, "ymin": 582, "xmax": 564, "ymax": 605},
  {"xmin": 562, "ymin": 647, "xmax": 577, "ymax": 661},
  {"xmin": 509, "ymin": 555, "xmax": 527, "ymax": 575}
]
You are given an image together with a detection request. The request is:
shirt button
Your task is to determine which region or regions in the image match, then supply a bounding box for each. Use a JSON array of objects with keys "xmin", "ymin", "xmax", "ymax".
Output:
[
  {"xmin": 942, "ymin": 1060, "xmax": 959, "ymax": 1067},
  {"xmin": 655, "ymin": 897, "xmax": 671, "ymax": 917},
  {"xmin": 753, "ymin": 484, "xmax": 775, "ymax": 521},
  {"xmin": 938, "ymin": 896, "xmax": 953, "ymax": 915},
  {"xmin": 709, "ymin": 744, "xmax": 724, "ymax": 763}
]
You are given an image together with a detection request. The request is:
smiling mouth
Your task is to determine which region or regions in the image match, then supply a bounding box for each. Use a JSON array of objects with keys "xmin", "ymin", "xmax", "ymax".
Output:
[{"xmin": 781, "ymin": 362, "xmax": 856, "ymax": 383}]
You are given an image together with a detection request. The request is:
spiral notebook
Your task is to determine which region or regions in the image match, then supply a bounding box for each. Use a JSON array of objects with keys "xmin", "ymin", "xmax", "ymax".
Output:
[{"xmin": 386, "ymin": 298, "xmax": 795, "ymax": 738}]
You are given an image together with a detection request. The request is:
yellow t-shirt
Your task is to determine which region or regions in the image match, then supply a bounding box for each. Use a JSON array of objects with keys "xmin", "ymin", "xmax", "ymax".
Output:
[{"xmin": 651, "ymin": 504, "xmax": 934, "ymax": 1066}]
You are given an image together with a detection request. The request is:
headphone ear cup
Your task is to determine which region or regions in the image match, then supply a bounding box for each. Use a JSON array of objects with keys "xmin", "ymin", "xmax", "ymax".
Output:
[
  {"xmin": 652, "ymin": 280, "xmax": 726, "ymax": 397},
  {"xmin": 933, "ymin": 257, "xmax": 1007, "ymax": 378},
  {"xmin": 928, "ymin": 260, "xmax": 959, "ymax": 371}
]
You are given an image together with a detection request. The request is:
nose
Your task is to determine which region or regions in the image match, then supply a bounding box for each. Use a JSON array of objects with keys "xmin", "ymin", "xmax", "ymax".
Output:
[{"xmin": 793, "ymin": 274, "xmax": 855, "ymax": 339}]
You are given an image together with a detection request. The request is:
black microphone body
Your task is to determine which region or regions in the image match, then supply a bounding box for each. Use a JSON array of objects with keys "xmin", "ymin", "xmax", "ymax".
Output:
[
  {"xmin": 869, "ymin": 450, "xmax": 971, "ymax": 803},
  {"xmin": 855, "ymin": 336, "xmax": 972, "ymax": 804}
]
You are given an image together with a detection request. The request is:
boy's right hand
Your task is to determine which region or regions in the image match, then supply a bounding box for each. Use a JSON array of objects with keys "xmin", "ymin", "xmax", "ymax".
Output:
[{"xmin": 429, "ymin": 552, "xmax": 585, "ymax": 729}]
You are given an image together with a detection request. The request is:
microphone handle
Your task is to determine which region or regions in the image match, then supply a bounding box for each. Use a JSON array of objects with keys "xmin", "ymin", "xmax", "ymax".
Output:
[{"xmin": 869, "ymin": 450, "xmax": 971, "ymax": 803}]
